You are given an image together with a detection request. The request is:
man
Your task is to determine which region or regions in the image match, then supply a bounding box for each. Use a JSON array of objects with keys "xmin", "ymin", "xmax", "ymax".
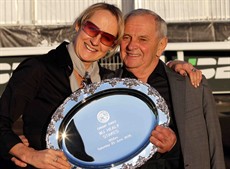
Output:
[{"xmin": 115, "ymin": 9, "xmax": 225, "ymax": 169}]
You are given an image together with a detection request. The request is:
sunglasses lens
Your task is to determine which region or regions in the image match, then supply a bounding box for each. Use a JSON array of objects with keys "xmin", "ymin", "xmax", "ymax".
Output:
[
  {"xmin": 101, "ymin": 33, "xmax": 116, "ymax": 47},
  {"xmin": 83, "ymin": 21, "xmax": 116, "ymax": 47},
  {"xmin": 83, "ymin": 21, "xmax": 99, "ymax": 37}
]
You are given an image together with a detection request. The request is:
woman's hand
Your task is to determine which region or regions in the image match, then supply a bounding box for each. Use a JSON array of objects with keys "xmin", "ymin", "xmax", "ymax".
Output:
[
  {"xmin": 167, "ymin": 60, "xmax": 202, "ymax": 88},
  {"xmin": 10, "ymin": 135, "xmax": 71, "ymax": 169},
  {"xmin": 11, "ymin": 135, "xmax": 29, "ymax": 167},
  {"xmin": 25, "ymin": 148, "xmax": 71, "ymax": 169}
]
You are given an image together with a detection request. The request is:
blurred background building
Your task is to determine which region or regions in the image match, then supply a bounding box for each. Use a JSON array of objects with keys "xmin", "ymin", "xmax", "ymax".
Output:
[{"xmin": 0, "ymin": 0, "xmax": 230, "ymax": 168}]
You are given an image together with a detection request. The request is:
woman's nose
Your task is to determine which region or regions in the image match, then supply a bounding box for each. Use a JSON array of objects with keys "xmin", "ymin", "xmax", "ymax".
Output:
[{"xmin": 90, "ymin": 34, "xmax": 101, "ymax": 46}]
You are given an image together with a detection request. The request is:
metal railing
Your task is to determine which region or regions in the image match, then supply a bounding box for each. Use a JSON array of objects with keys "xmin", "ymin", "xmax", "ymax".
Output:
[
  {"xmin": 0, "ymin": 0, "xmax": 229, "ymax": 25},
  {"xmin": 0, "ymin": 0, "xmax": 122, "ymax": 25},
  {"xmin": 135, "ymin": 0, "xmax": 230, "ymax": 22}
]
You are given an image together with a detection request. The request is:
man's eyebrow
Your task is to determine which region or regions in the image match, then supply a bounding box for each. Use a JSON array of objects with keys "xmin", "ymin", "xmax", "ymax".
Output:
[
  {"xmin": 139, "ymin": 35, "xmax": 149, "ymax": 39},
  {"xmin": 123, "ymin": 33, "xmax": 131, "ymax": 37}
]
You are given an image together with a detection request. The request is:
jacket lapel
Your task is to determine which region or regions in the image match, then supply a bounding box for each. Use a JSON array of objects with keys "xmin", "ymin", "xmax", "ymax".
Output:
[{"xmin": 164, "ymin": 66, "xmax": 186, "ymax": 152}]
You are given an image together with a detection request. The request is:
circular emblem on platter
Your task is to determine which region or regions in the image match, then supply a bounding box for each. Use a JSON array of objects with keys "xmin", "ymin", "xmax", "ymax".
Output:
[{"xmin": 97, "ymin": 110, "xmax": 110, "ymax": 123}]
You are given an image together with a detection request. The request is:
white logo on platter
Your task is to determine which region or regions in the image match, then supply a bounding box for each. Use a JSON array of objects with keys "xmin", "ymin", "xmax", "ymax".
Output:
[{"xmin": 97, "ymin": 110, "xmax": 110, "ymax": 123}]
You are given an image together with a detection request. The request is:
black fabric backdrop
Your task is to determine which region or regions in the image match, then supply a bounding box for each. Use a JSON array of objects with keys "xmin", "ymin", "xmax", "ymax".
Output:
[{"xmin": 1, "ymin": 22, "xmax": 230, "ymax": 47}]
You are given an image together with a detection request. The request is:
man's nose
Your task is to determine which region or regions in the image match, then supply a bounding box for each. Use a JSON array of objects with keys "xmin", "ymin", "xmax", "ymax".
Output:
[{"xmin": 127, "ymin": 39, "xmax": 138, "ymax": 50}]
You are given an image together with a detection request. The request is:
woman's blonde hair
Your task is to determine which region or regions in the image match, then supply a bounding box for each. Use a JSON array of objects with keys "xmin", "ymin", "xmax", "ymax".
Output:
[{"xmin": 73, "ymin": 2, "xmax": 124, "ymax": 56}]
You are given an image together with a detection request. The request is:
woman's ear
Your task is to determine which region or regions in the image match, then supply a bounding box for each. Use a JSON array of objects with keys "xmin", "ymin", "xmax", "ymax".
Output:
[
  {"xmin": 75, "ymin": 24, "xmax": 80, "ymax": 32},
  {"xmin": 156, "ymin": 37, "xmax": 168, "ymax": 57}
]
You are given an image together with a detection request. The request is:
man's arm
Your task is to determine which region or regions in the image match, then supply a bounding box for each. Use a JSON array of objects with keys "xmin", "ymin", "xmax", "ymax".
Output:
[{"xmin": 202, "ymin": 77, "xmax": 226, "ymax": 169}]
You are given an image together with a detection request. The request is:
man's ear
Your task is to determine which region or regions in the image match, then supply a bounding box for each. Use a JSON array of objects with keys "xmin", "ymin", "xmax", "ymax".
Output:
[{"xmin": 156, "ymin": 37, "xmax": 168, "ymax": 57}]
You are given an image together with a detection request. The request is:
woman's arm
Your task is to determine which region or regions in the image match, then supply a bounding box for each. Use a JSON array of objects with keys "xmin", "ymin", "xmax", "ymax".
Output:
[{"xmin": 167, "ymin": 60, "xmax": 202, "ymax": 88}]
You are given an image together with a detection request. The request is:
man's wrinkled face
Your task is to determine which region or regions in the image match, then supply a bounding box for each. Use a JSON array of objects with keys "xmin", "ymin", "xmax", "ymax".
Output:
[{"xmin": 120, "ymin": 14, "xmax": 165, "ymax": 72}]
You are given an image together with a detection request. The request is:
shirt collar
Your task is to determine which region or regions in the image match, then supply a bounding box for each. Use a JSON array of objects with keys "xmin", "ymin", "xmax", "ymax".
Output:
[
  {"xmin": 148, "ymin": 60, "xmax": 167, "ymax": 80},
  {"xmin": 122, "ymin": 60, "xmax": 167, "ymax": 81}
]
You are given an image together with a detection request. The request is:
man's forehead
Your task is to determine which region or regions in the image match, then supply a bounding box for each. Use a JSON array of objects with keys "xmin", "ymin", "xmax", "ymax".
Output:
[
  {"xmin": 124, "ymin": 21, "xmax": 156, "ymax": 37},
  {"xmin": 125, "ymin": 15, "xmax": 156, "ymax": 28}
]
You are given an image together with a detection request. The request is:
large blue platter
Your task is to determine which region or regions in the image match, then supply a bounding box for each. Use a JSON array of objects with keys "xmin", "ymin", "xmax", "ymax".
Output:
[{"xmin": 46, "ymin": 78, "xmax": 170, "ymax": 169}]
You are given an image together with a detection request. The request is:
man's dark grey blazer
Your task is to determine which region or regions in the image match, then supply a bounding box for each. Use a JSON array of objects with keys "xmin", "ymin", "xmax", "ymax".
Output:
[{"xmin": 165, "ymin": 66, "xmax": 225, "ymax": 169}]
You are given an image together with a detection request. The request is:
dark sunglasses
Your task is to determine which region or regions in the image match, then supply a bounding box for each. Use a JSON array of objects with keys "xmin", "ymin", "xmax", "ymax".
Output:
[{"xmin": 82, "ymin": 21, "xmax": 117, "ymax": 47}]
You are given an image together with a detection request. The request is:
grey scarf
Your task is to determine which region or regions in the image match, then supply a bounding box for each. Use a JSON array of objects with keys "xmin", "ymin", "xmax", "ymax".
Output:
[{"xmin": 67, "ymin": 42, "xmax": 101, "ymax": 92}]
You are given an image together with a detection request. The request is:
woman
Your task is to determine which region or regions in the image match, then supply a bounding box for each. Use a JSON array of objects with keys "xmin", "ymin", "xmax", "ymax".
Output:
[
  {"xmin": 0, "ymin": 2, "xmax": 201, "ymax": 169},
  {"xmin": 0, "ymin": 3, "xmax": 123, "ymax": 169}
]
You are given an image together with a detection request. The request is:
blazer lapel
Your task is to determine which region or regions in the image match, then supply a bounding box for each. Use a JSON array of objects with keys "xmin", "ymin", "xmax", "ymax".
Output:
[{"xmin": 165, "ymin": 66, "xmax": 186, "ymax": 152}]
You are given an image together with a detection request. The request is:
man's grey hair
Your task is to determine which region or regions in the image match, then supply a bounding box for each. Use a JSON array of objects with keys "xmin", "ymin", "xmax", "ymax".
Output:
[{"xmin": 124, "ymin": 9, "xmax": 167, "ymax": 38}]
